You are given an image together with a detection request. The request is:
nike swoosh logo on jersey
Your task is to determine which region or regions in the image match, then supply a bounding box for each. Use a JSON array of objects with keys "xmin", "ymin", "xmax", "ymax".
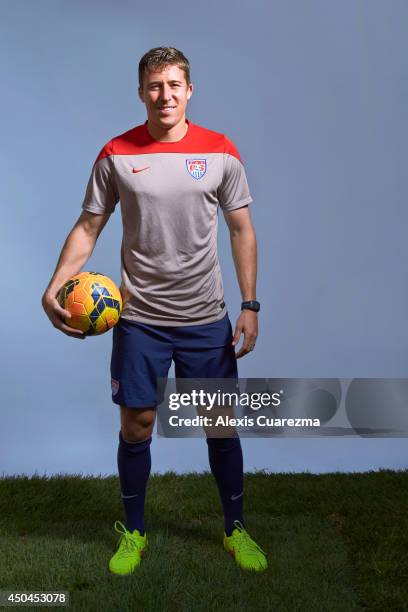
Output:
[
  {"xmin": 231, "ymin": 491, "xmax": 244, "ymax": 501},
  {"xmin": 132, "ymin": 166, "xmax": 150, "ymax": 173}
]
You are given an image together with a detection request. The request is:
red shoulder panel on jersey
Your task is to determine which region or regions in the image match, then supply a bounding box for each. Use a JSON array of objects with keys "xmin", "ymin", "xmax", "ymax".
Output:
[
  {"xmin": 223, "ymin": 135, "xmax": 242, "ymax": 162},
  {"xmin": 93, "ymin": 121, "xmax": 242, "ymax": 162},
  {"xmin": 95, "ymin": 139, "xmax": 115, "ymax": 164}
]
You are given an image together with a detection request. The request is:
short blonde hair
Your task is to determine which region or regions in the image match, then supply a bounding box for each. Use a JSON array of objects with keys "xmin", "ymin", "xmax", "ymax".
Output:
[{"xmin": 138, "ymin": 47, "xmax": 191, "ymax": 89}]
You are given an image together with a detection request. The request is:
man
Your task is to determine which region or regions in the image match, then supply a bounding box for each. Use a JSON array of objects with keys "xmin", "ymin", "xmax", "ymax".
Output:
[{"xmin": 41, "ymin": 47, "xmax": 267, "ymax": 574}]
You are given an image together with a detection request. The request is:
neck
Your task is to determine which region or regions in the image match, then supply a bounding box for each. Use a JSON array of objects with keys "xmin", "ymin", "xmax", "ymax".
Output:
[{"xmin": 146, "ymin": 116, "xmax": 188, "ymax": 142}]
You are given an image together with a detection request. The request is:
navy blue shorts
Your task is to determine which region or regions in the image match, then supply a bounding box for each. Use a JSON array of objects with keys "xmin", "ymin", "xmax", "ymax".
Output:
[{"xmin": 110, "ymin": 312, "xmax": 238, "ymax": 408}]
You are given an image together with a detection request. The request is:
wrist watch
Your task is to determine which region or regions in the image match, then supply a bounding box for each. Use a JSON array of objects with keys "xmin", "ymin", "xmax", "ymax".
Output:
[{"xmin": 241, "ymin": 300, "xmax": 260, "ymax": 312}]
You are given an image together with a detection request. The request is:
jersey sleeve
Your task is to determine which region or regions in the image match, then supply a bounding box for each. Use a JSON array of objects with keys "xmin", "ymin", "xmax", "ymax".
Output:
[
  {"xmin": 217, "ymin": 135, "xmax": 253, "ymax": 212},
  {"xmin": 81, "ymin": 139, "xmax": 120, "ymax": 214}
]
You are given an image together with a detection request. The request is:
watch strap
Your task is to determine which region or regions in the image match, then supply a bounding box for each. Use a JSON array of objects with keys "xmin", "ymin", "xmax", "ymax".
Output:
[{"xmin": 241, "ymin": 300, "xmax": 260, "ymax": 312}]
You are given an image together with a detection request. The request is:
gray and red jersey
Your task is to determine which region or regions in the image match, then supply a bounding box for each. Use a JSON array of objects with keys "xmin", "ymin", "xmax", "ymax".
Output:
[{"xmin": 81, "ymin": 119, "xmax": 253, "ymax": 326}]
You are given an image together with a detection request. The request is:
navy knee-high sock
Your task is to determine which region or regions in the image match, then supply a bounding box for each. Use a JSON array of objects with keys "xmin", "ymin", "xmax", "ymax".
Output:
[
  {"xmin": 206, "ymin": 436, "xmax": 245, "ymax": 536},
  {"xmin": 117, "ymin": 430, "xmax": 152, "ymax": 536}
]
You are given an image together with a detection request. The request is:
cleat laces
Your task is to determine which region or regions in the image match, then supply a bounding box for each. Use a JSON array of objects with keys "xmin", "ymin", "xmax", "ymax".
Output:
[
  {"xmin": 232, "ymin": 520, "xmax": 267, "ymax": 557},
  {"xmin": 113, "ymin": 520, "xmax": 144, "ymax": 558}
]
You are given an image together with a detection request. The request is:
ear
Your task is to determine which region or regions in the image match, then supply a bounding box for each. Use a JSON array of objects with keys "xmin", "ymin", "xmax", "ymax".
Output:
[
  {"xmin": 138, "ymin": 86, "xmax": 144, "ymax": 103},
  {"xmin": 187, "ymin": 83, "xmax": 193, "ymax": 100}
]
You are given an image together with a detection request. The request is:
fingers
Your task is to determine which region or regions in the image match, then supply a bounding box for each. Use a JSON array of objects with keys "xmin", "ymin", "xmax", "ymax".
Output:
[
  {"xmin": 235, "ymin": 333, "xmax": 257, "ymax": 359},
  {"xmin": 59, "ymin": 322, "xmax": 86, "ymax": 339},
  {"xmin": 235, "ymin": 344, "xmax": 255, "ymax": 359},
  {"xmin": 50, "ymin": 297, "xmax": 72, "ymax": 321},
  {"xmin": 46, "ymin": 298, "xmax": 85, "ymax": 339},
  {"xmin": 51, "ymin": 317, "xmax": 85, "ymax": 338},
  {"xmin": 232, "ymin": 315, "xmax": 258, "ymax": 358},
  {"xmin": 231, "ymin": 323, "xmax": 243, "ymax": 347}
]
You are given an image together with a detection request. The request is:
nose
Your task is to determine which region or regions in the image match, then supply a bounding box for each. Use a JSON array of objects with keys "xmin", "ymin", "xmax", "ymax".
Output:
[{"xmin": 160, "ymin": 84, "xmax": 173, "ymax": 103}]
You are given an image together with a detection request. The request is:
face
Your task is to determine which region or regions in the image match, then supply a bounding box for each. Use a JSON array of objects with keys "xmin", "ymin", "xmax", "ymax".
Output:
[{"xmin": 138, "ymin": 64, "xmax": 193, "ymax": 128}]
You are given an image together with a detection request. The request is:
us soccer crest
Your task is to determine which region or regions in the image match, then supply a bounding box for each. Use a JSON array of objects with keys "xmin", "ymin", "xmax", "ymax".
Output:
[{"xmin": 186, "ymin": 158, "xmax": 207, "ymax": 179}]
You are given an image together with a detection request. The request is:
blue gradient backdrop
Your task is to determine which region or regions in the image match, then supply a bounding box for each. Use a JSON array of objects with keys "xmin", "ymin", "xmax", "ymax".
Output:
[{"xmin": 1, "ymin": 0, "xmax": 407, "ymax": 475}]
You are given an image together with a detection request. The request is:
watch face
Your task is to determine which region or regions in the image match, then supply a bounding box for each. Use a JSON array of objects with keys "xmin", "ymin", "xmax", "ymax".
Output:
[{"xmin": 242, "ymin": 301, "xmax": 260, "ymax": 312}]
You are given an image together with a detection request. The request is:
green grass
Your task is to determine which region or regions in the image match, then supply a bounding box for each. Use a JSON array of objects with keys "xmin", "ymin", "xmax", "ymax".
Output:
[{"xmin": 0, "ymin": 470, "xmax": 407, "ymax": 611}]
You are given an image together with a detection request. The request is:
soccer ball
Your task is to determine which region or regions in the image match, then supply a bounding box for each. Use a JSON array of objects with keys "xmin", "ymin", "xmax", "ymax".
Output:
[{"xmin": 57, "ymin": 271, "xmax": 122, "ymax": 336}]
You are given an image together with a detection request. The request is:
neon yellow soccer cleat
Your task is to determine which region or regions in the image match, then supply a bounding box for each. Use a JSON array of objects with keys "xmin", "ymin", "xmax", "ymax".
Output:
[
  {"xmin": 224, "ymin": 520, "xmax": 268, "ymax": 572},
  {"xmin": 108, "ymin": 520, "xmax": 148, "ymax": 575}
]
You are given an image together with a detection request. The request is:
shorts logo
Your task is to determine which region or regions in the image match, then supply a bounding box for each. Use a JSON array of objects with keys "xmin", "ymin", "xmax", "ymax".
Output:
[
  {"xmin": 111, "ymin": 378, "xmax": 120, "ymax": 396},
  {"xmin": 186, "ymin": 158, "xmax": 206, "ymax": 179}
]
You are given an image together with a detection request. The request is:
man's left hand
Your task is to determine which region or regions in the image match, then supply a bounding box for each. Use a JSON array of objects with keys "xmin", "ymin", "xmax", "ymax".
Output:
[{"xmin": 232, "ymin": 310, "xmax": 258, "ymax": 359}]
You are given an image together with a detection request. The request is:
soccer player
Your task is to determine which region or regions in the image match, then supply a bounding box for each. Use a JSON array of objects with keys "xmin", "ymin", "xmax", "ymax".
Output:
[{"xmin": 41, "ymin": 47, "xmax": 267, "ymax": 574}]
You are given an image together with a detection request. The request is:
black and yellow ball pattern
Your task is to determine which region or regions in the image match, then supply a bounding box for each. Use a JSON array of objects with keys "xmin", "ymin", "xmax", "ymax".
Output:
[{"xmin": 57, "ymin": 271, "xmax": 122, "ymax": 336}]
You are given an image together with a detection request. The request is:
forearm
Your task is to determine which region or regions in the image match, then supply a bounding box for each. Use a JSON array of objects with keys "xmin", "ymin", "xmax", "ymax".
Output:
[
  {"xmin": 44, "ymin": 225, "xmax": 97, "ymax": 297},
  {"xmin": 229, "ymin": 227, "xmax": 257, "ymax": 301}
]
